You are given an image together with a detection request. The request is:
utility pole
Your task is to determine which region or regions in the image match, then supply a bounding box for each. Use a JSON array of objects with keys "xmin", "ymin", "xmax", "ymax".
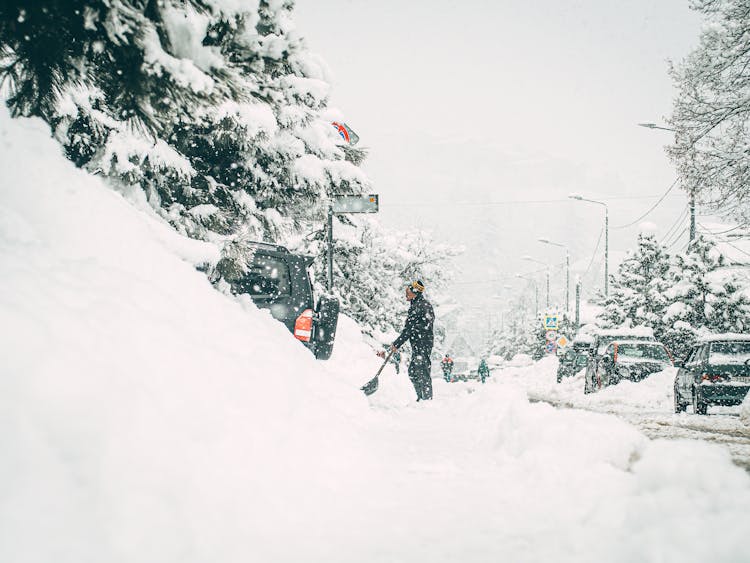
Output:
[
  {"xmin": 575, "ymin": 281, "xmax": 581, "ymax": 329},
  {"xmin": 565, "ymin": 250, "xmax": 570, "ymax": 312},
  {"xmin": 604, "ymin": 205, "xmax": 609, "ymax": 296}
]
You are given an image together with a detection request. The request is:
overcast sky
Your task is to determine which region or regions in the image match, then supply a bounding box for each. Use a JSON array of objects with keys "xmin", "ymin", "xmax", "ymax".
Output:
[{"xmin": 295, "ymin": 0, "xmax": 704, "ymax": 327}]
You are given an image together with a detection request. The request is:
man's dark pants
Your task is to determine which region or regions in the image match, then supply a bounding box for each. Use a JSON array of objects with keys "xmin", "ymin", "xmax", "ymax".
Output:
[{"xmin": 409, "ymin": 347, "xmax": 433, "ymax": 401}]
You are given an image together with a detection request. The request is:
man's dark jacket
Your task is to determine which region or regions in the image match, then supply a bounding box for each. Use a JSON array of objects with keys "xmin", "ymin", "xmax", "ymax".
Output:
[{"xmin": 393, "ymin": 293, "xmax": 434, "ymax": 351}]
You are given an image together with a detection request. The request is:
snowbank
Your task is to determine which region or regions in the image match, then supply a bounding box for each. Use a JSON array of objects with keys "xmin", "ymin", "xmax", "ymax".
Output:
[
  {"xmin": 2, "ymin": 107, "xmax": 750, "ymax": 562},
  {"xmin": 0, "ymin": 109, "xmax": 385, "ymax": 562}
]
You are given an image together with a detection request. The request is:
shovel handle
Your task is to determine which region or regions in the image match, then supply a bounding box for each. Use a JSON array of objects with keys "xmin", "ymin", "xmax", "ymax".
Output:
[{"xmin": 375, "ymin": 348, "xmax": 395, "ymax": 378}]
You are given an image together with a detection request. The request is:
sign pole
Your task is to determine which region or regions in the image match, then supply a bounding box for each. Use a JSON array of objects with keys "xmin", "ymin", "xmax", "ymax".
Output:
[{"xmin": 327, "ymin": 204, "xmax": 333, "ymax": 292}]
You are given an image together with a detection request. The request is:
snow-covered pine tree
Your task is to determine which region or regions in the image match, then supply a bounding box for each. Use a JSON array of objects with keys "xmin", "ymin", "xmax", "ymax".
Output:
[
  {"xmin": 663, "ymin": 234, "xmax": 750, "ymax": 358},
  {"xmin": 1, "ymin": 1, "xmax": 368, "ymax": 284},
  {"xmin": 598, "ymin": 232, "xmax": 672, "ymax": 334}
]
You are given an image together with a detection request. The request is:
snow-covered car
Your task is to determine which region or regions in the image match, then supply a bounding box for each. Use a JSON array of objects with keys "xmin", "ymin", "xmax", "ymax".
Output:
[
  {"xmin": 556, "ymin": 341, "xmax": 590, "ymax": 383},
  {"xmin": 451, "ymin": 358, "xmax": 477, "ymax": 381},
  {"xmin": 584, "ymin": 327, "xmax": 657, "ymax": 393},
  {"xmin": 221, "ymin": 242, "xmax": 339, "ymax": 360},
  {"xmin": 674, "ymin": 334, "xmax": 750, "ymax": 415},
  {"xmin": 597, "ymin": 340, "xmax": 672, "ymax": 385}
]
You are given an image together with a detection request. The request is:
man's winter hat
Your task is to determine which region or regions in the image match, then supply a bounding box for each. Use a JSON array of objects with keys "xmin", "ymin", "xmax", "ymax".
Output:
[{"xmin": 408, "ymin": 280, "xmax": 425, "ymax": 293}]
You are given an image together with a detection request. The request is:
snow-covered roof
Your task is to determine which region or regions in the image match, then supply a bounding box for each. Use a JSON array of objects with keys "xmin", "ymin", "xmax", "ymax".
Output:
[{"xmin": 698, "ymin": 333, "xmax": 750, "ymax": 343}]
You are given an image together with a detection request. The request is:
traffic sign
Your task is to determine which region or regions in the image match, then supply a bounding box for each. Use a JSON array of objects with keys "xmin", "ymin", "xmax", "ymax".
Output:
[
  {"xmin": 332, "ymin": 194, "xmax": 379, "ymax": 213},
  {"xmin": 557, "ymin": 335, "xmax": 569, "ymax": 349},
  {"xmin": 543, "ymin": 314, "xmax": 558, "ymax": 330},
  {"xmin": 545, "ymin": 330, "xmax": 558, "ymax": 342},
  {"xmin": 545, "ymin": 341, "xmax": 557, "ymax": 354}
]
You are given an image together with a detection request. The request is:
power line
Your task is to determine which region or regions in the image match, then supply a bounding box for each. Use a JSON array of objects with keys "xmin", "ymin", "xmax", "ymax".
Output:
[
  {"xmin": 382, "ymin": 193, "xmax": 685, "ymax": 208},
  {"xmin": 666, "ymin": 227, "xmax": 688, "ymax": 251},
  {"xmin": 611, "ymin": 178, "xmax": 680, "ymax": 229},
  {"xmin": 450, "ymin": 261, "xmax": 565, "ymax": 286},
  {"xmin": 583, "ymin": 226, "xmax": 604, "ymax": 278},
  {"xmin": 662, "ymin": 206, "xmax": 689, "ymax": 246}
]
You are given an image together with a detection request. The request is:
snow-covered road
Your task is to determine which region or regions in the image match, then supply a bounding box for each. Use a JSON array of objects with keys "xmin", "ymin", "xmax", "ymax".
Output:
[{"xmin": 502, "ymin": 357, "xmax": 750, "ymax": 471}]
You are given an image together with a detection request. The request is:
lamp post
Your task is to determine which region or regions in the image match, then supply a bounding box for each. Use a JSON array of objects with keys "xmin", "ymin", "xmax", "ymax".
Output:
[
  {"xmin": 637, "ymin": 122, "xmax": 695, "ymax": 242},
  {"xmin": 568, "ymin": 194, "xmax": 608, "ymax": 297},
  {"xmin": 538, "ymin": 238, "xmax": 570, "ymax": 313},
  {"xmin": 521, "ymin": 256, "xmax": 548, "ymax": 309}
]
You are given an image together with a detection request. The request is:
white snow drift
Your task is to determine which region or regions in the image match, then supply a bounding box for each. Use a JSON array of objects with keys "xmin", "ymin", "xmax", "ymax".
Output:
[{"xmin": 2, "ymin": 108, "xmax": 750, "ymax": 562}]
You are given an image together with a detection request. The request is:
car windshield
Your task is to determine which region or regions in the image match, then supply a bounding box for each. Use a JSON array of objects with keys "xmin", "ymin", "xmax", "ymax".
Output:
[
  {"xmin": 617, "ymin": 343, "xmax": 669, "ymax": 362},
  {"xmin": 234, "ymin": 255, "xmax": 291, "ymax": 298},
  {"xmin": 709, "ymin": 341, "xmax": 750, "ymax": 365}
]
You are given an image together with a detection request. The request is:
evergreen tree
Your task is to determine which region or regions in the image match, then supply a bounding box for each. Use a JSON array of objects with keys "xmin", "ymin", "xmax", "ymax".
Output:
[
  {"xmin": 663, "ymin": 234, "xmax": 750, "ymax": 358},
  {"xmin": 598, "ymin": 232, "xmax": 672, "ymax": 334}
]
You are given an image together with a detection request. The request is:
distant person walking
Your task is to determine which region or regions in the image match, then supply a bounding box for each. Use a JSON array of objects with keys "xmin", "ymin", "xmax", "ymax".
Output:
[
  {"xmin": 392, "ymin": 280, "xmax": 435, "ymax": 401},
  {"xmin": 478, "ymin": 358, "xmax": 490, "ymax": 384},
  {"xmin": 441, "ymin": 354, "xmax": 454, "ymax": 382}
]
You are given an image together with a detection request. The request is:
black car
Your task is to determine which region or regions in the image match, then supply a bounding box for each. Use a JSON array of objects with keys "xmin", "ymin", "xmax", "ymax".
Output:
[
  {"xmin": 556, "ymin": 340, "xmax": 590, "ymax": 383},
  {"xmin": 221, "ymin": 242, "xmax": 339, "ymax": 360},
  {"xmin": 674, "ymin": 336, "xmax": 750, "ymax": 414},
  {"xmin": 584, "ymin": 328, "xmax": 657, "ymax": 393}
]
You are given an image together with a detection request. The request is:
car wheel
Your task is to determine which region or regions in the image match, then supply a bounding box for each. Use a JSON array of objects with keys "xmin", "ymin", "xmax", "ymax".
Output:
[
  {"xmin": 674, "ymin": 383, "xmax": 686, "ymax": 413},
  {"xmin": 692, "ymin": 387, "xmax": 708, "ymax": 415}
]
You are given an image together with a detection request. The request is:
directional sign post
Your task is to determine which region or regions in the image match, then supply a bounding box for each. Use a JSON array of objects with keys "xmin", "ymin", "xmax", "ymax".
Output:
[{"xmin": 327, "ymin": 194, "xmax": 380, "ymax": 290}]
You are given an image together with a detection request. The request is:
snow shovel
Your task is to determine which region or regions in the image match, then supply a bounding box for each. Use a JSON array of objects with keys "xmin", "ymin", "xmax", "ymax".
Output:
[{"xmin": 361, "ymin": 349, "xmax": 394, "ymax": 396}]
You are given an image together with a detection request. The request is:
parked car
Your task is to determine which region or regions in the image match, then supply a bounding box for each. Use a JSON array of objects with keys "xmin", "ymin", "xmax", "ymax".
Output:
[
  {"xmin": 556, "ymin": 340, "xmax": 591, "ymax": 383},
  {"xmin": 597, "ymin": 340, "xmax": 672, "ymax": 384},
  {"xmin": 450, "ymin": 358, "xmax": 476, "ymax": 381},
  {"xmin": 584, "ymin": 327, "xmax": 657, "ymax": 393},
  {"xmin": 221, "ymin": 242, "xmax": 339, "ymax": 360},
  {"xmin": 673, "ymin": 335, "xmax": 750, "ymax": 414}
]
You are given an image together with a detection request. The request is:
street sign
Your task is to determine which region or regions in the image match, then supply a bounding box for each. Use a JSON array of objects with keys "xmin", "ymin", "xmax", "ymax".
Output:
[
  {"xmin": 557, "ymin": 335, "xmax": 569, "ymax": 349},
  {"xmin": 543, "ymin": 314, "xmax": 558, "ymax": 330},
  {"xmin": 545, "ymin": 330, "xmax": 558, "ymax": 342},
  {"xmin": 332, "ymin": 194, "xmax": 379, "ymax": 214},
  {"xmin": 545, "ymin": 341, "xmax": 557, "ymax": 354},
  {"xmin": 331, "ymin": 121, "xmax": 360, "ymax": 145}
]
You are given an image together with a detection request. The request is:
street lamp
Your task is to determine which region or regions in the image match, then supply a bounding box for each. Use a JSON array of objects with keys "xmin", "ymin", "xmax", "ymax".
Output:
[
  {"xmin": 568, "ymin": 194, "xmax": 608, "ymax": 297},
  {"xmin": 538, "ymin": 238, "xmax": 570, "ymax": 313},
  {"xmin": 521, "ymin": 256, "xmax": 548, "ymax": 308},
  {"xmin": 637, "ymin": 122, "xmax": 675, "ymax": 132},
  {"xmin": 638, "ymin": 122, "xmax": 694, "ymax": 242}
]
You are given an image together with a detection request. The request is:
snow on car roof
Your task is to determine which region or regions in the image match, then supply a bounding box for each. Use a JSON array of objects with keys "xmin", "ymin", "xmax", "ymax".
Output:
[
  {"xmin": 698, "ymin": 333, "xmax": 750, "ymax": 343},
  {"xmin": 597, "ymin": 326, "xmax": 654, "ymax": 338},
  {"xmin": 613, "ymin": 340, "xmax": 665, "ymax": 347}
]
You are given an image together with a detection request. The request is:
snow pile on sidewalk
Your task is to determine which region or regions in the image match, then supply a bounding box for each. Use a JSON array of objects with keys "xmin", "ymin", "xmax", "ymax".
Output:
[
  {"xmin": 501, "ymin": 355, "xmax": 677, "ymax": 413},
  {"xmin": 2, "ymin": 108, "xmax": 750, "ymax": 562},
  {"xmin": 0, "ymin": 109, "xmax": 385, "ymax": 562}
]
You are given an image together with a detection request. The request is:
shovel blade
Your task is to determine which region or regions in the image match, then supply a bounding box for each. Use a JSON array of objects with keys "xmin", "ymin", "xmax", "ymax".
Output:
[{"xmin": 361, "ymin": 375, "xmax": 379, "ymax": 396}]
